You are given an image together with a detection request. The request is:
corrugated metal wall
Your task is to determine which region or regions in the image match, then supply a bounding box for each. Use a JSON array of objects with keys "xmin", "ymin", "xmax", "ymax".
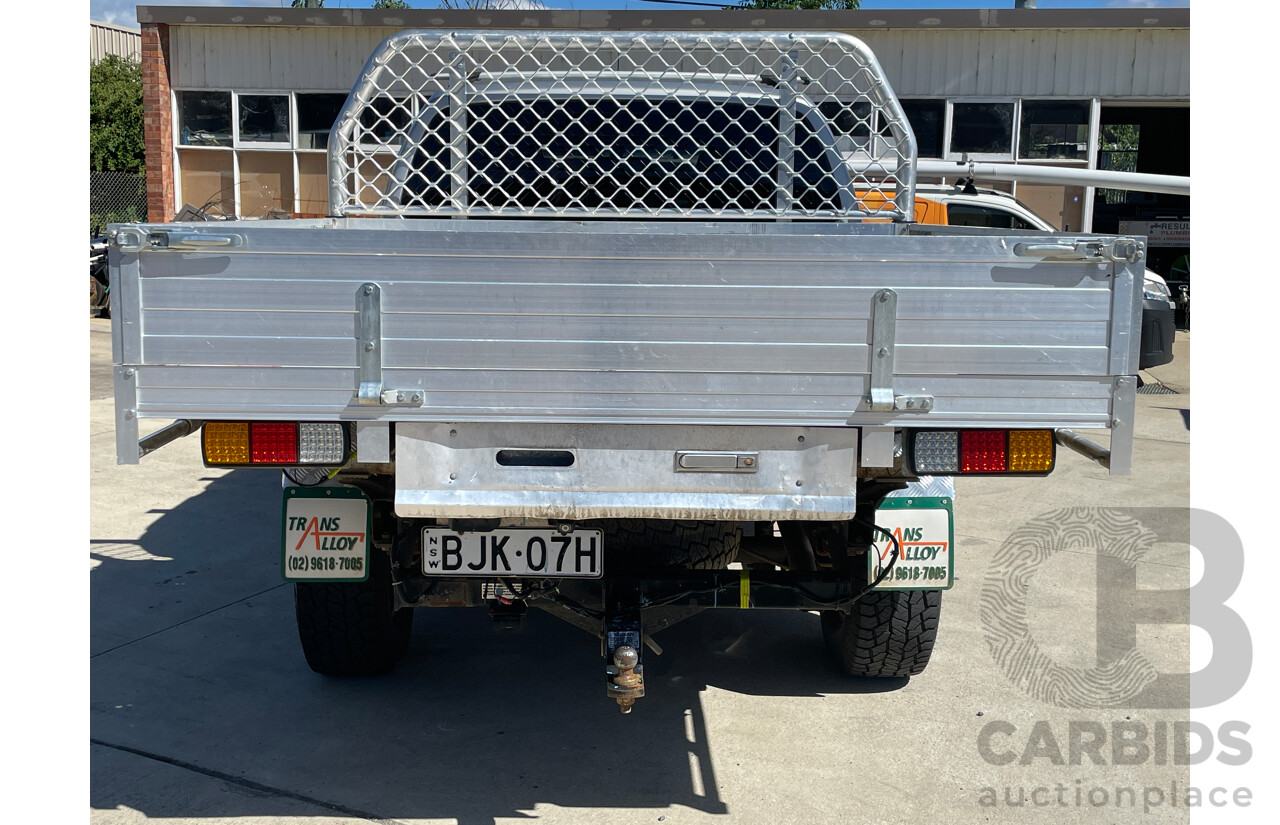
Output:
[
  {"xmin": 864, "ymin": 28, "xmax": 1189, "ymax": 98},
  {"xmin": 91, "ymin": 20, "xmax": 142, "ymax": 63},
  {"xmin": 169, "ymin": 24, "xmax": 1189, "ymax": 99},
  {"xmin": 170, "ymin": 26, "xmax": 393, "ymax": 91}
]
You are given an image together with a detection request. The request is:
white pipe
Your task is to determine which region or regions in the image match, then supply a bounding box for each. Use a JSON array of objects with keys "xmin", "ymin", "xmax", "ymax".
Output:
[{"xmin": 917, "ymin": 159, "xmax": 1190, "ymax": 196}]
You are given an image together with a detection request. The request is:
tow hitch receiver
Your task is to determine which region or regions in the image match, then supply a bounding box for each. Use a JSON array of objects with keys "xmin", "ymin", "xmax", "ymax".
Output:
[{"xmin": 604, "ymin": 583, "xmax": 646, "ymax": 713}]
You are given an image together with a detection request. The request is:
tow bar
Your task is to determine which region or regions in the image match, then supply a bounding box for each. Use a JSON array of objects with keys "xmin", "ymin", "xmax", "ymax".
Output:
[{"xmin": 527, "ymin": 569, "xmax": 874, "ymax": 714}]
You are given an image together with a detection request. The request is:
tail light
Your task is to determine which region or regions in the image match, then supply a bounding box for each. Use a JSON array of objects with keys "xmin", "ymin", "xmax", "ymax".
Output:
[
  {"xmin": 202, "ymin": 422, "xmax": 349, "ymax": 468},
  {"xmin": 910, "ymin": 429, "xmax": 1054, "ymax": 476}
]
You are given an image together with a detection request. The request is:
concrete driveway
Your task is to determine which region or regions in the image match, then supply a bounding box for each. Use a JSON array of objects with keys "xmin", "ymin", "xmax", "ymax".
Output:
[{"xmin": 90, "ymin": 317, "xmax": 1192, "ymax": 824}]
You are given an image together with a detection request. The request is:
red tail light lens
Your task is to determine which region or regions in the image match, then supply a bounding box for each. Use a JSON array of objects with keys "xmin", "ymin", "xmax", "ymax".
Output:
[
  {"xmin": 250, "ymin": 423, "xmax": 299, "ymax": 464},
  {"xmin": 959, "ymin": 430, "xmax": 1008, "ymax": 473}
]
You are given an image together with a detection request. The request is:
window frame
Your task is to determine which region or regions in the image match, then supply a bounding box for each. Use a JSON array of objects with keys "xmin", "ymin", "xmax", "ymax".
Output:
[
  {"xmin": 232, "ymin": 90, "xmax": 293, "ymax": 150},
  {"xmin": 1018, "ymin": 98, "xmax": 1093, "ymax": 163},
  {"xmin": 176, "ymin": 89, "xmax": 235, "ymax": 150},
  {"xmin": 897, "ymin": 97, "xmax": 948, "ymax": 160},
  {"xmin": 945, "ymin": 98, "xmax": 1019, "ymax": 162},
  {"xmin": 295, "ymin": 91, "xmax": 351, "ymax": 152}
]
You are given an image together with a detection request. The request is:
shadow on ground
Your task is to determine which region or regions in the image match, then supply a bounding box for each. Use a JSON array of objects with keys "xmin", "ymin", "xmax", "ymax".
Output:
[{"xmin": 92, "ymin": 469, "xmax": 909, "ymax": 823}]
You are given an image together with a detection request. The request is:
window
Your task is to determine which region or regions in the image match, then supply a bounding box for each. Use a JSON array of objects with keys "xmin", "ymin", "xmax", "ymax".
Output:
[
  {"xmin": 297, "ymin": 93, "xmax": 348, "ymax": 150},
  {"xmin": 1099, "ymin": 123, "xmax": 1140, "ymax": 172},
  {"xmin": 1020, "ymin": 100, "xmax": 1090, "ymax": 160},
  {"xmin": 238, "ymin": 94, "xmax": 290, "ymax": 145},
  {"xmin": 179, "ymin": 91, "xmax": 232, "ymax": 147},
  {"xmin": 901, "ymin": 99, "xmax": 945, "ymax": 158},
  {"xmin": 1098, "ymin": 123, "xmax": 1141, "ymax": 205},
  {"xmin": 947, "ymin": 203, "xmax": 1036, "ymax": 231},
  {"xmin": 177, "ymin": 90, "xmax": 316, "ymax": 217},
  {"xmin": 951, "ymin": 102, "xmax": 1014, "ymax": 156}
]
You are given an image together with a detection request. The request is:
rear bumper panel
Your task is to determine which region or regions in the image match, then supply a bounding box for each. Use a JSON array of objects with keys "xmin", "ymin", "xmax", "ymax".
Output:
[{"xmin": 394, "ymin": 423, "xmax": 860, "ymax": 521}]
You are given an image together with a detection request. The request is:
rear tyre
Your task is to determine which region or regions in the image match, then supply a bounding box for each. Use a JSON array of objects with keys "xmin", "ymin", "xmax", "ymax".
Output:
[
  {"xmin": 595, "ymin": 519, "xmax": 740, "ymax": 570},
  {"xmin": 90, "ymin": 276, "xmax": 106, "ymax": 317},
  {"xmin": 294, "ymin": 548, "xmax": 413, "ymax": 676},
  {"xmin": 821, "ymin": 589, "xmax": 942, "ymax": 678}
]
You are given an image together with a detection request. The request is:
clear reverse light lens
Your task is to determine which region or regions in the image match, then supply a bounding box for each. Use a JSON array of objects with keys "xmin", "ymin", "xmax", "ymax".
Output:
[
  {"xmin": 913, "ymin": 431, "xmax": 959, "ymax": 474},
  {"xmin": 298, "ymin": 423, "xmax": 347, "ymax": 464}
]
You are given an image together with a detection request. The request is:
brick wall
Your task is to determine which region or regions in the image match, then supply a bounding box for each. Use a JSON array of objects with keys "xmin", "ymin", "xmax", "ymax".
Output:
[{"xmin": 141, "ymin": 23, "xmax": 174, "ymax": 222}]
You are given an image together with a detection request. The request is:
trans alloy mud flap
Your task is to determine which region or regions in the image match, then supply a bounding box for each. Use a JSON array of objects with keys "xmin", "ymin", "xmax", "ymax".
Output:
[
  {"xmin": 282, "ymin": 485, "xmax": 371, "ymax": 583},
  {"xmin": 872, "ymin": 477, "xmax": 954, "ymax": 590}
]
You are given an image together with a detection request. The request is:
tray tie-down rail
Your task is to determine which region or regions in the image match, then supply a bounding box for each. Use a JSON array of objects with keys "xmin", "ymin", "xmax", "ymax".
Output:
[{"xmin": 356, "ymin": 283, "xmax": 424, "ymax": 407}]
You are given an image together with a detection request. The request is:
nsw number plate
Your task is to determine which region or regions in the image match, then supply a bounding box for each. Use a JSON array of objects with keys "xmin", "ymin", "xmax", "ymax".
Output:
[{"xmin": 422, "ymin": 528, "xmax": 603, "ymax": 578}]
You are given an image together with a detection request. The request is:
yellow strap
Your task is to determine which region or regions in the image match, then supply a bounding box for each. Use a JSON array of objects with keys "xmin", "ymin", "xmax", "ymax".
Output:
[{"xmin": 739, "ymin": 569, "xmax": 750, "ymax": 609}]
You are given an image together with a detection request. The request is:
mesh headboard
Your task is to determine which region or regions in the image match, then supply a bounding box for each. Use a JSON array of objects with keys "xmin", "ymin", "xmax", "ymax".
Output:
[{"xmin": 327, "ymin": 30, "xmax": 917, "ymax": 220}]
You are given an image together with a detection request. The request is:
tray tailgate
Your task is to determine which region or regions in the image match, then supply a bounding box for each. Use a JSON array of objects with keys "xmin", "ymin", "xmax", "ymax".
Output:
[{"xmin": 112, "ymin": 219, "xmax": 1138, "ymax": 461}]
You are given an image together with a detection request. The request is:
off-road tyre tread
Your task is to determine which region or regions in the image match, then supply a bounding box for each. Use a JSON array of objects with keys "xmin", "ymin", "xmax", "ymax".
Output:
[
  {"xmin": 294, "ymin": 549, "xmax": 412, "ymax": 676},
  {"xmin": 91, "ymin": 276, "xmax": 108, "ymax": 317},
  {"xmin": 594, "ymin": 519, "xmax": 740, "ymax": 570},
  {"xmin": 821, "ymin": 589, "xmax": 941, "ymax": 678}
]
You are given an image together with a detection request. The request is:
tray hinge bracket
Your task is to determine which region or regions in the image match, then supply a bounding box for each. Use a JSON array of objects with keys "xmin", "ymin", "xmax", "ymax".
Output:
[
  {"xmin": 866, "ymin": 289, "xmax": 898, "ymax": 411},
  {"xmin": 356, "ymin": 283, "xmax": 423, "ymax": 407},
  {"xmin": 861, "ymin": 288, "xmax": 934, "ymax": 415}
]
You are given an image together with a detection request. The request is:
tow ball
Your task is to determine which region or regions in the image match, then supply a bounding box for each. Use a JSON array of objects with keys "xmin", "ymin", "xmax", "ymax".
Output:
[{"xmin": 606, "ymin": 645, "xmax": 645, "ymax": 714}]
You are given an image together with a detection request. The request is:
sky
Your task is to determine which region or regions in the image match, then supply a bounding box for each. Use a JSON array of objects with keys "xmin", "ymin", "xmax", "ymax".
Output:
[{"xmin": 90, "ymin": 0, "xmax": 1190, "ymax": 32}]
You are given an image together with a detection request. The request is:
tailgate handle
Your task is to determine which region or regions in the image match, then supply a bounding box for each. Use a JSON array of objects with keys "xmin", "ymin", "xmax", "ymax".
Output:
[
  {"xmin": 161, "ymin": 232, "xmax": 243, "ymax": 250},
  {"xmin": 1014, "ymin": 238, "xmax": 1144, "ymax": 264},
  {"xmin": 112, "ymin": 229, "xmax": 244, "ymax": 252}
]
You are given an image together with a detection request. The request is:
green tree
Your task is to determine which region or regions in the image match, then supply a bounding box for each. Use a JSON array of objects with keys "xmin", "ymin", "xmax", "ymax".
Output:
[
  {"xmin": 89, "ymin": 55, "xmax": 144, "ymax": 173},
  {"xmin": 734, "ymin": 1, "xmax": 861, "ymax": 9},
  {"xmin": 291, "ymin": 1, "xmax": 324, "ymax": 8},
  {"xmin": 374, "ymin": 0, "xmax": 410, "ymax": 8}
]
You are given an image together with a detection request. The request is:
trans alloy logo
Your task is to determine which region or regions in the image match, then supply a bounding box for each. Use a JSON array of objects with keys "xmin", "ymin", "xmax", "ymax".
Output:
[
  {"xmin": 287, "ymin": 516, "xmax": 365, "ymax": 553},
  {"xmin": 283, "ymin": 493, "xmax": 370, "ymax": 581},
  {"xmin": 884, "ymin": 526, "xmax": 946, "ymax": 562}
]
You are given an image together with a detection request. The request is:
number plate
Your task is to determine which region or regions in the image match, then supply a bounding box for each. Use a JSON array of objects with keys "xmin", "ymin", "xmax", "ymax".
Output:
[
  {"xmin": 421, "ymin": 528, "xmax": 604, "ymax": 578},
  {"xmin": 869, "ymin": 497, "xmax": 953, "ymax": 591},
  {"xmin": 282, "ymin": 486, "xmax": 371, "ymax": 582}
]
